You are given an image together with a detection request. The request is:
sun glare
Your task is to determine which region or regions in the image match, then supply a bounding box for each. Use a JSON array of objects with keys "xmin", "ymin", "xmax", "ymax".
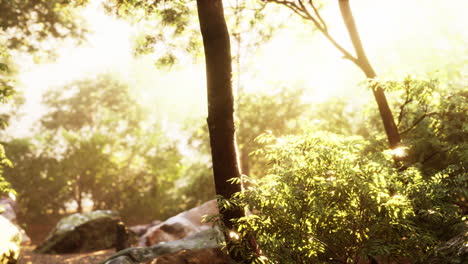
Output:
[
  {"xmin": 391, "ymin": 146, "xmax": 408, "ymax": 158},
  {"xmin": 229, "ymin": 230, "xmax": 240, "ymax": 240},
  {"xmin": 254, "ymin": 0, "xmax": 467, "ymax": 102},
  {"xmin": 10, "ymin": 0, "xmax": 467, "ymax": 136}
]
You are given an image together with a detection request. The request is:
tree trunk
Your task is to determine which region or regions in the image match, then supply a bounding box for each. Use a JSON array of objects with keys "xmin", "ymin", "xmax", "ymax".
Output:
[
  {"xmin": 196, "ymin": 0, "xmax": 247, "ymax": 261},
  {"xmin": 338, "ymin": 0, "xmax": 401, "ymax": 149},
  {"xmin": 76, "ymin": 175, "xmax": 83, "ymax": 213},
  {"xmin": 240, "ymin": 146, "xmax": 250, "ymax": 177}
]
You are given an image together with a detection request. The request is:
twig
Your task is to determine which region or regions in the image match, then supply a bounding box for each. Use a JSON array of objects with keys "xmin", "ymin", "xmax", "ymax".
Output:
[{"xmin": 397, "ymin": 86, "xmax": 412, "ymax": 128}]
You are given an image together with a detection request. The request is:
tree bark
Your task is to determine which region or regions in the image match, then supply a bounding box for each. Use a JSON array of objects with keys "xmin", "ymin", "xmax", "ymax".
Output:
[
  {"xmin": 196, "ymin": 0, "xmax": 248, "ymax": 261},
  {"xmin": 338, "ymin": 0, "xmax": 401, "ymax": 149}
]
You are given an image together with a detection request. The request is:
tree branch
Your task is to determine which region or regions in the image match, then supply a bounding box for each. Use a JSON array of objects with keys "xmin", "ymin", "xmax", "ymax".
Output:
[
  {"xmin": 338, "ymin": 0, "xmax": 375, "ymax": 77},
  {"xmin": 265, "ymin": 0, "xmax": 359, "ymax": 64},
  {"xmin": 400, "ymin": 112, "xmax": 437, "ymax": 135},
  {"xmin": 397, "ymin": 87, "xmax": 412, "ymax": 128},
  {"xmin": 309, "ymin": 0, "xmax": 327, "ymax": 31}
]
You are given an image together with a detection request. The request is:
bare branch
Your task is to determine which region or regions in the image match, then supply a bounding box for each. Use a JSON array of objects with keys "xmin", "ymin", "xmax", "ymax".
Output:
[
  {"xmin": 397, "ymin": 87, "xmax": 412, "ymax": 128},
  {"xmin": 309, "ymin": 0, "xmax": 327, "ymax": 31},
  {"xmin": 400, "ymin": 112, "xmax": 437, "ymax": 135},
  {"xmin": 265, "ymin": 0, "xmax": 358, "ymax": 64},
  {"xmin": 268, "ymin": 0, "xmax": 309, "ymax": 20}
]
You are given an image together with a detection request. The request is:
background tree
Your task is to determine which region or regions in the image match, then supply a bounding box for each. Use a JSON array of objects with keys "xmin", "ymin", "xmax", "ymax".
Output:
[
  {"xmin": 183, "ymin": 87, "xmax": 309, "ymax": 205},
  {"xmin": 264, "ymin": 0, "xmax": 401, "ymax": 150},
  {"xmin": 2, "ymin": 73, "xmax": 185, "ymax": 235},
  {"xmin": 237, "ymin": 87, "xmax": 307, "ymax": 177}
]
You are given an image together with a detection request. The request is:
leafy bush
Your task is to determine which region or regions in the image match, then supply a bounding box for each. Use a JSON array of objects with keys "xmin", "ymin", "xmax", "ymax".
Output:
[
  {"xmin": 226, "ymin": 131, "xmax": 464, "ymax": 263},
  {"xmin": 0, "ymin": 144, "xmax": 13, "ymax": 196}
]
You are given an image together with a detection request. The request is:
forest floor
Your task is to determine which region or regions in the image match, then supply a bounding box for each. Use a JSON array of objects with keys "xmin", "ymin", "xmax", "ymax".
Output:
[{"xmin": 18, "ymin": 246, "xmax": 115, "ymax": 264}]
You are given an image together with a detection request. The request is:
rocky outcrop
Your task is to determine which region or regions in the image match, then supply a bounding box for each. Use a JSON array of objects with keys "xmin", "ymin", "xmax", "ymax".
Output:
[
  {"xmin": 0, "ymin": 215, "xmax": 21, "ymax": 264},
  {"xmin": 140, "ymin": 200, "xmax": 218, "ymax": 246},
  {"xmin": 101, "ymin": 227, "xmax": 227, "ymax": 264},
  {"xmin": 35, "ymin": 210, "xmax": 130, "ymax": 254}
]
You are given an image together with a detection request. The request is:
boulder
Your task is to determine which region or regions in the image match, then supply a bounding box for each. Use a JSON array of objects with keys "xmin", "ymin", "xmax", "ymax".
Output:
[
  {"xmin": 140, "ymin": 200, "xmax": 218, "ymax": 246},
  {"xmin": 151, "ymin": 248, "xmax": 232, "ymax": 264},
  {"xmin": 0, "ymin": 197, "xmax": 31, "ymax": 245},
  {"xmin": 0, "ymin": 215, "xmax": 21, "ymax": 264},
  {"xmin": 35, "ymin": 210, "xmax": 129, "ymax": 254},
  {"xmin": 0, "ymin": 198, "xmax": 16, "ymax": 222},
  {"xmin": 130, "ymin": 220, "xmax": 162, "ymax": 237},
  {"xmin": 101, "ymin": 227, "xmax": 226, "ymax": 264}
]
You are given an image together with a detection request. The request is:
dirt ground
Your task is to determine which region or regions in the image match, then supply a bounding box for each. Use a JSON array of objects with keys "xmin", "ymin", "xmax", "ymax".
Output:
[{"xmin": 18, "ymin": 246, "xmax": 115, "ymax": 264}]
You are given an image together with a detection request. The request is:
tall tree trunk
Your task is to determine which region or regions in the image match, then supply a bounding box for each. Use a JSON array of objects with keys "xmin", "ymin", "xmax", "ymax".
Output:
[
  {"xmin": 338, "ymin": 0, "xmax": 401, "ymax": 149},
  {"xmin": 196, "ymin": 0, "xmax": 248, "ymax": 261}
]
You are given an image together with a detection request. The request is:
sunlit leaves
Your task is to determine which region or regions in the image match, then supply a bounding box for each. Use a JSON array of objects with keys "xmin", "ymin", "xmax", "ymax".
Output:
[
  {"xmin": 0, "ymin": 46, "xmax": 14, "ymax": 195},
  {"xmin": 229, "ymin": 132, "xmax": 446, "ymax": 263},
  {"xmin": 0, "ymin": 144, "xmax": 14, "ymax": 196},
  {"xmin": 0, "ymin": 0, "xmax": 88, "ymax": 53},
  {"xmin": 109, "ymin": 0, "xmax": 201, "ymax": 67}
]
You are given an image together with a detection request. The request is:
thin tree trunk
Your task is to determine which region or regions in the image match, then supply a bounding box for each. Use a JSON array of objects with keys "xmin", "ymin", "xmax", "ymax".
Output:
[
  {"xmin": 240, "ymin": 147, "xmax": 250, "ymax": 176},
  {"xmin": 338, "ymin": 0, "xmax": 401, "ymax": 149},
  {"xmin": 196, "ymin": 0, "xmax": 248, "ymax": 261},
  {"xmin": 77, "ymin": 177, "xmax": 83, "ymax": 213}
]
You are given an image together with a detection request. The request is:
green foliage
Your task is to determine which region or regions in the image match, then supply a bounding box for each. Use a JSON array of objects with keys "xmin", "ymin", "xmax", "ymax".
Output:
[
  {"xmin": 2, "ymin": 138, "xmax": 66, "ymax": 220},
  {"xmin": 221, "ymin": 75, "xmax": 467, "ymax": 263},
  {"xmin": 42, "ymin": 74, "xmax": 143, "ymax": 132},
  {"xmin": 226, "ymin": 129, "xmax": 466, "ymax": 263},
  {"xmin": 108, "ymin": 0, "xmax": 201, "ymax": 67},
  {"xmin": 237, "ymin": 87, "xmax": 308, "ymax": 176},
  {"xmin": 177, "ymin": 162, "xmax": 216, "ymax": 210},
  {"xmin": 0, "ymin": 48, "xmax": 14, "ymax": 196},
  {"xmin": 3, "ymin": 74, "xmax": 185, "ymax": 225},
  {"xmin": 0, "ymin": 144, "xmax": 13, "ymax": 196},
  {"xmin": 304, "ymin": 97, "xmax": 358, "ymax": 136},
  {"xmin": 230, "ymin": 132, "xmax": 427, "ymax": 263},
  {"xmin": 376, "ymin": 76, "xmax": 468, "ymax": 210},
  {"xmin": 0, "ymin": 0, "xmax": 88, "ymax": 52},
  {"xmin": 185, "ymin": 86, "xmax": 308, "ymax": 190},
  {"xmin": 0, "ymin": 48, "xmax": 14, "ymax": 105}
]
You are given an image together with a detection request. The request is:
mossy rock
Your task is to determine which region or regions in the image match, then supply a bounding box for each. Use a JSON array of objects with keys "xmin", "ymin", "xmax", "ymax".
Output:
[{"xmin": 35, "ymin": 210, "xmax": 123, "ymax": 254}]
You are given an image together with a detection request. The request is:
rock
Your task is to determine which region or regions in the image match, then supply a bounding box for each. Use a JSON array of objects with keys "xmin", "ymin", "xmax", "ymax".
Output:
[
  {"xmin": 105, "ymin": 256, "xmax": 134, "ymax": 264},
  {"xmin": 0, "ymin": 197, "xmax": 31, "ymax": 245},
  {"xmin": 151, "ymin": 248, "xmax": 232, "ymax": 264},
  {"xmin": 0, "ymin": 198, "xmax": 16, "ymax": 222},
  {"xmin": 101, "ymin": 227, "xmax": 226, "ymax": 264},
  {"xmin": 34, "ymin": 210, "xmax": 129, "ymax": 254},
  {"xmin": 433, "ymin": 231, "xmax": 468, "ymax": 263},
  {"xmin": 130, "ymin": 220, "xmax": 162, "ymax": 237},
  {"xmin": 0, "ymin": 215, "xmax": 21, "ymax": 264},
  {"xmin": 141, "ymin": 200, "xmax": 218, "ymax": 246}
]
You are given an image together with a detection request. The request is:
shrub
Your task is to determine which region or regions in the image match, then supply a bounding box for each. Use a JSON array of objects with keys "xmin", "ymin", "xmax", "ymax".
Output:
[{"xmin": 226, "ymin": 132, "xmax": 460, "ymax": 263}]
